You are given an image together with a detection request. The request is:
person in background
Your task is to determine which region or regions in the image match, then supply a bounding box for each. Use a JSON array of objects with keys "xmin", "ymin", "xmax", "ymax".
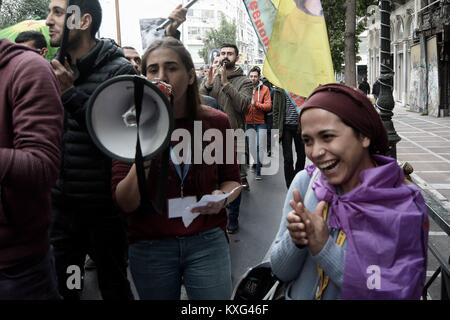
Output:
[
  {"xmin": 372, "ymin": 79, "xmax": 381, "ymax": 100},
  {"xmin": 199, "ymin": 59, "xmax": 221, "ymax": 110},
  {"xmin": 15, "ymin": 30, "xmax": 48, "ymax": 57},
  {"xmin": 358, "ymin": 77, "xmax": 370, "ymax": 95},
  {"xmin": 113, "ymin": 37, "xmax": 241, "ymax": 300},
  {"xmin": 201, "ymin": 94, "xmax": 221, "ymax": 111},
  {"xmin": 245, "ymin": 66, "xmax": 272, "ymax": 180},
  {"xmin": 273, "ymin": 88, "xmax": 306, "ymax": 188},
  {"xmin": 0, "ymin": 39, "xmax": 63, "ymax": 300},
  {"xmin": 122, "ymin": 46, "xmax": 142, "ymax": 74},
  {"xmin": 200, "ymin": 43, "xmax": 253, "ymax": 234},
  {"xmin": 197, "ymin": 64, "xmax": 209, "ymax": 84},
  {"xmin": 261, "ymin": 77, "xmax": 274, "ymax": 157},
  {"xmin": 270, "ymin": 83, "xmax": 428, "ymax": 300}
]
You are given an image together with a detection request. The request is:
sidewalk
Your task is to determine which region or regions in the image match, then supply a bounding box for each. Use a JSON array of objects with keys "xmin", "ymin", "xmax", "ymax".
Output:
[
  {"xmin": 393, "ymin": 107, "xmax": 450, "ymax": 210},
  {"xmin": 393, "ymin": 106, "xmax": 450, "ymax": 299}
]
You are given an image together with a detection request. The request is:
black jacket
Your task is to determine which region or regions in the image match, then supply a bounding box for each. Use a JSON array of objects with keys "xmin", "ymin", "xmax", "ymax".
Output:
[
  {"xmin": 358, "ymin": 81, "xmax": 370, "ymax": 95},
  {"xmin": 52, "ymin": 38, "xmax": 135, "ymax": 213}
]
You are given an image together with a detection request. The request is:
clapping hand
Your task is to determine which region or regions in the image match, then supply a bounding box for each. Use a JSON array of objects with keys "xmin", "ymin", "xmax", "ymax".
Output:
[
  {"xmin": 206, "ymin": 65, "xmax": 216, "ymax": 87},
  {"xmin": 286, "ymin": 189, "xmax": 329, "ymax": 255},
  {"xmin": 220, "ymin": 63, "xmax": 229, "ymax": 86}
]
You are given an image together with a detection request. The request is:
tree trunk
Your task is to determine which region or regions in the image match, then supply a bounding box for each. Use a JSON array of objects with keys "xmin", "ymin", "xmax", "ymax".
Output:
[
  {"xmin": 0, "ymin": 0, "xmax": 3, "ymax": 10},
  {"xmin": 344, "ymin": 0, "xmax": 357, "ymax": 87}
]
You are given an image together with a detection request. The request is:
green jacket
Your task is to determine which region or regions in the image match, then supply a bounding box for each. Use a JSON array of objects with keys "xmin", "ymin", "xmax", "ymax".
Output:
[{"xmin": 200, "ymin": 66, "xmax": 252, "ymax": 130}]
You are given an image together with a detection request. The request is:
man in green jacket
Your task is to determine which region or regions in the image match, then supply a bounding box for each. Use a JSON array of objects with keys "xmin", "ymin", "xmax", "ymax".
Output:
[{"xmin": 200, "ymin": 43, "xmax": 253, "ymax": 234}]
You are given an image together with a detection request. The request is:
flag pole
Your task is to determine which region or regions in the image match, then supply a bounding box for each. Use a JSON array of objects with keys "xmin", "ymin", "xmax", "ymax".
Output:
[{"xmin": 115, "ymin": 0, "xmax": 122, "ymax": 46}]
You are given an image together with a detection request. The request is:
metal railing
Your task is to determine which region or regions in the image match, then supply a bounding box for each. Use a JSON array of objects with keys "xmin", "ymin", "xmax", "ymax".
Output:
[{"xmin": 420, "ymin": 190, "xmax": 450, "ymax": 300}]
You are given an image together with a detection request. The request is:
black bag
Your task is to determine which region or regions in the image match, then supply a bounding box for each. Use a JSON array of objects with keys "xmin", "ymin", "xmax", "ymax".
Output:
[{"xmin": 231, "ymin": 262, "xmax": 286, "ymax": 300}]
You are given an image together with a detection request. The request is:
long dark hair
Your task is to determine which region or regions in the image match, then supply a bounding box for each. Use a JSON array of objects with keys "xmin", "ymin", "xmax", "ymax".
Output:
[{"xmin": 141, "ymin": 37, "xmax": 202, "ymax": 120}]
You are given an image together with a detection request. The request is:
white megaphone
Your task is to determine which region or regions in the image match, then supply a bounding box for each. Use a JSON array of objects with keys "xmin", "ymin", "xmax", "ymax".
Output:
[{"xmin": 86, "ymin": 75, "xmax": 173, "ymax": 163}]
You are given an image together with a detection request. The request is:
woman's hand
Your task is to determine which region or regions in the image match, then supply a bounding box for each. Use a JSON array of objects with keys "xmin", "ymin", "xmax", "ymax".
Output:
[
  {"xmin": 191, "ymin": 190, "xmax": 227, "ymax": 215},
  {"xmin": 115, "ymin": 161, "xmax": 151, "ymax": 214},
  {"xmin": 287, "ymin": 189, "xmax": 329, "ymax": 255}
]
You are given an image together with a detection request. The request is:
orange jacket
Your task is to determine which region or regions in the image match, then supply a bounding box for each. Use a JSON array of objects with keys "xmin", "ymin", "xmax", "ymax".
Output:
[{"xmin": 245, "ymin": 82, "xmax": 272, "ymax": 124}]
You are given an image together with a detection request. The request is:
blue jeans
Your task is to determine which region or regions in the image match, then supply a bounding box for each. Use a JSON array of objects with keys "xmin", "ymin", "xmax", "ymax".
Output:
[
  {"xmin": 129, "ymin": 227, "xmax": 232, "ymax": 300},
  {"xmin": 0, "ymin": 249, "xmax": 60, "ymax": 300},
  {"xmin": 246, "ymin": 124, "xmax": 267, "ymax": 176}
]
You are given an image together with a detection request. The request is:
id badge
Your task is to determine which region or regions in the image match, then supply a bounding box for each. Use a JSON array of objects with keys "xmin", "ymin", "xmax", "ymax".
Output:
[{"xmin": 168, "ymin": 196, "xmax": 197, "ymax": 219}]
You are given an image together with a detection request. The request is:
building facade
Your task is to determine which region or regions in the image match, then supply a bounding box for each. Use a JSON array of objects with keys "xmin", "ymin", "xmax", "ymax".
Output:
[
  {"xmin": 367, "ymin": 0, "xmax": 449, "ymax": 117},
  {"xmin": 98, "ymin": 0, "xmax": 262, "ymax": 71},
  {"xmin": 181, "ymin": 0, "xmax": 262, "ymax": 69}
]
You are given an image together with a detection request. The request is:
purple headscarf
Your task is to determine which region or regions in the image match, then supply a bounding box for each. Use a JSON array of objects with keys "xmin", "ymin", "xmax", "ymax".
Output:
[{"xmin": 307, "ymin": 155, "xmax": 428, "ymax": 299}]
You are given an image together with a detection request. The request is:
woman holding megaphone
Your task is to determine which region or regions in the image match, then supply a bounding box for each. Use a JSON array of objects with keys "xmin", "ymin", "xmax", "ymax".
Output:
[{"xmin": 112, "ymin": 37, "xmax": 242, "ymax": 300}]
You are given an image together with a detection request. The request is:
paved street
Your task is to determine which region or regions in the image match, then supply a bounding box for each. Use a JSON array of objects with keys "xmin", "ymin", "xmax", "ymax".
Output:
[{"xmin": 81, "ymin": 108, "xmax": 450, "ymax": 300}]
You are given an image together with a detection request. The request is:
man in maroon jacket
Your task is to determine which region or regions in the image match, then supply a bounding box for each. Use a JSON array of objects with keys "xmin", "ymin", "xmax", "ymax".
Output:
[{"xmin": 0, "ymin": 39, "xmax": 64, "ymax": 299}]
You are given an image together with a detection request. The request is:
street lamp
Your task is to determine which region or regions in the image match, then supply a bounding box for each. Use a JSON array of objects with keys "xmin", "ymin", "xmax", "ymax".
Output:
[{"xmin": 376, "ymin": 0, "xmax": 401, "ymax": 159}]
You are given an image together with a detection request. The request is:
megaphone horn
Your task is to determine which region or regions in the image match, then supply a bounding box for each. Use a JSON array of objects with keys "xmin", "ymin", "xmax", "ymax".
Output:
[{"xmin": 86, "ymin": 75, "xmax": 174, "ymax": 163}]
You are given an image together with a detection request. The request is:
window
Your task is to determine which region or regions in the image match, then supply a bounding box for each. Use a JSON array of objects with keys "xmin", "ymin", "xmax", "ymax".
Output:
[
  {"xmin": 201, "ymin": 10, "xmax": 214, "ymax": 20},
  {"xmin": 188, "ymin": 27, "xmax": 201, "ymax": 40}
]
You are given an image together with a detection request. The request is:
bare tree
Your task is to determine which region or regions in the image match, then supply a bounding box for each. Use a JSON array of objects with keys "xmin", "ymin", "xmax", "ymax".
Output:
[{"xmin": 344, "ymin": 0, "xmax": 357, "ymax": 87}]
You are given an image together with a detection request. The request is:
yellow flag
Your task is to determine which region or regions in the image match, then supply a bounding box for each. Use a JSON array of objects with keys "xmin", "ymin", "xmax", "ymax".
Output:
[{"xmin": 264, "ymin": 0, "xmax": 335, "ymax": 97}]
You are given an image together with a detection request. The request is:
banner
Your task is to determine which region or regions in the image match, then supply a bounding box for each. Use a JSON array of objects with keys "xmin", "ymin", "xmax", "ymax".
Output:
[
  {"xmin": 139, "ymin": 17, "xmax": 166, "ymax": 50},
  {"xmin": 0, "ymin": 20, "xmax": 58, "ymax": 60},
  {"xmin": 243, "ymin": 0, "xmax": 277, "ymax": 51},
  {"xmin": 262, "ymin": 0, "xmax": 335, "ymax": 97}
]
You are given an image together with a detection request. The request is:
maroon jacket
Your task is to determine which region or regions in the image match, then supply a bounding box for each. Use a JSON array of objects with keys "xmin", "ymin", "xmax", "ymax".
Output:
[{"xmin": 0, "ymin": 40, "xmax": 63, "ymax": 270}]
